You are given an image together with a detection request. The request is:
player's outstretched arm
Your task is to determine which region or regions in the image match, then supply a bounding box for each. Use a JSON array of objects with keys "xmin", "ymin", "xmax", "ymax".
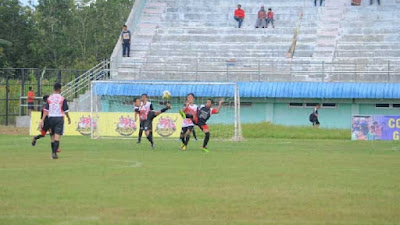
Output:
[{"xmin": 214, "ymin": 98, "xmax": 224, "ymax": 114}]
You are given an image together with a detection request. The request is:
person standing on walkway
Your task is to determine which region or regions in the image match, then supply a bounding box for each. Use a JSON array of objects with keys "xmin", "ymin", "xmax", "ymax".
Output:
[{"xmin": 121, "ymin": 25, "xmax": 131, "ymax": 57}]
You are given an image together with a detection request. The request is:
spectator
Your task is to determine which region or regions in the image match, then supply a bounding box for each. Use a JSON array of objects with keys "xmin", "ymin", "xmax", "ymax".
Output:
[
  {"xmin": 309, "ymin": 104, "xmax": 321, "ymax": 128},
  {"xmin": 266, "ymin": 8, "xmax": 275, "ymax": 28},
  {"xmin": 121, "ymin": 25, "xmax": 131, "ymax": 57},
  {"xmin": 27, "ymin": 86, "xmax": 35, "ymax": 116},
  {"xmin": 234, "ymin": 4, "xmax": 245, "ymax": 28},
  {"xmin": 314, "ymin": 0, "xmax": 324, "ymax": 6},
  {"xmin": 255, "ymin": 5, "xmax": 267, "ymax": 28},
  {"xmin": 370, "ymin": 0, "xmax": 381, "ymax": 5}
]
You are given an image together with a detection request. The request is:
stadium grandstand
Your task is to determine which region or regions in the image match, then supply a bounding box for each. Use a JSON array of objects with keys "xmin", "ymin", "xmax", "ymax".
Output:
[{"xmin": 110, "ymin": 0, "xmax": 400, "ymax": 82}]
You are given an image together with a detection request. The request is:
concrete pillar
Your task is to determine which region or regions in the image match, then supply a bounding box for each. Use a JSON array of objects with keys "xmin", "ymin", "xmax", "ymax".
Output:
[
  {"xmin": 266, "ymin": 103, "xmax": 274, "ymax": 122},
  {"xmin": 351, "ymin": 103, "xmax": 360, "ymax": 115}
]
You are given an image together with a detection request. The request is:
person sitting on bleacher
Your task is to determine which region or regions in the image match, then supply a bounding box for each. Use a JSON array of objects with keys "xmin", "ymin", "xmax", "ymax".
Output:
[
  {"xmin": 315, "ymin": 0, "xmax": 324, "ymax": 6},
  {"xmin": 255, "ymin": 5, "xmax": 267, "ymax": 28},
  {"xmin": 266, "ymin": 8, "xmax": 275, "ymax": 28},
  {"xmin": 370, "ymin": 0, "xmax": 381, "ymax": 5},
  {"xmin": 234, "ymin": 4, "xmax": 245, "ymax": 28}
]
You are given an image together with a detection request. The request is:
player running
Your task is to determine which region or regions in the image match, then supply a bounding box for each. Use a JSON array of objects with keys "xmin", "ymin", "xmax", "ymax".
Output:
[
  {"xmin": 135, "ymin": 94, "xmax": 153, "ymax": 144},
  {"xmin": 180, "ymin": 98, "xmax": 224, "ymax": 153},
  {"xmin": 180, "ymin": 93, "xmax": 198, "ymax": 151},
  {"xmin": 40, "ymin": 83, "xmax": 71, "ymax": 159},
  {"xmin": 31, "ymin": 95, "xmax": 60, "ymax": 152},
  {"xmin": 134, "ymin": 98, "xmax": 171, "ymax": 149}
]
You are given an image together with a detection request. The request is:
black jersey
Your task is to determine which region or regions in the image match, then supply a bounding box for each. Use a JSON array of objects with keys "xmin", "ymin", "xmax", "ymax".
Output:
[
  {"xmin": 197, "ymin": 105, "xmax": 218, "ymax": 123},
  {"xmin": 41, "ymin": 104, "xmax": 49, "ymax": 124}
]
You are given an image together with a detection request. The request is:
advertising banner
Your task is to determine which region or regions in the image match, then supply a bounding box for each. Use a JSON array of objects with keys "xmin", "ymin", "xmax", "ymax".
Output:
[
  {"xmin": 30, "ymin": 112, "xmax": 183, "ymax": 138},
  {"xmin": 352, "ymin": 115, "xmax": 400, "ymax": 141}
]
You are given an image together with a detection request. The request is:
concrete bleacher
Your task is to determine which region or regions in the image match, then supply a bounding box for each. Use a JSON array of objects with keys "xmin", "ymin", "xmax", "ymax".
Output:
[{"xmin": 111, "ymin": 0, "xmax": 400, "ymax": 82}]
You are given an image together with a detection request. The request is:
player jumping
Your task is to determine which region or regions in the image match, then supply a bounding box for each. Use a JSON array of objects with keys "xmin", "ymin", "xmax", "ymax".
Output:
[
  {"xmin": 134, "ymin": 98, "xmax": 171, "ymax": 149},
  {"xmin": 180, "ymin": 93, "xmax": 198, "ymax": 151},
  {"xmin": 135, "ymin": 94, "xmax": 153, "ymax": 144},
  {"xmin": 40, "ymin": 83, "xmax": 71, "ymax": 159},
  {"xmin": 180, "ymin": 98, "xmax": 224, "ymax": 153}
]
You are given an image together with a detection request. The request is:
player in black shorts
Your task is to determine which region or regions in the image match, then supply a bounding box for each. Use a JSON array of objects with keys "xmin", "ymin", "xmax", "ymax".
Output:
[
  {"xmin": 135, "ymin": 94, "xmax": 153, "ymax": 144},
  {"xmin": 134, "ymin": 98, "xmax": 171, "ymax": 149},
  {"xmin": 309, "ymin": 104, "xmax": 321, "ymax": 128},
  {"xmin": 32, "ymin": 95, "xmax": 61, "ymax": 152},
  {"xmin": 180, "ymin": 98, "xmax": 224, "ymax": 153},
  {"xmin": 40, "ymin": 83, "xmax": 71, "ymax": 159},
  {"xmin": 179, "ymin": 93, "xmax": 199, "ymax": 151}
]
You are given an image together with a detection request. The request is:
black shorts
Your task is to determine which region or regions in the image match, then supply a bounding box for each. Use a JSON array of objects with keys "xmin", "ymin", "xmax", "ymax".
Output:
[
  {"xmin": 143, "ymin": 111, "xmax": 156, "ymax": 132},
  {"xmin": 139, "ymin": 120, "xmax": 146, "ymax": 131},
  {"xmin": 181, "ymin": 126, "xmax": 194, "ymax": 135},
  {"xmin": 28, "ymin": 102, "xmax": 34, "ymax": 110},
  {"xmin": 197, "ymin": 120, "xmax": 209, "ymax": 130},
  {"xmin": 48, "ymin": 117, "xmax": 64, "ymax": 135},
  {"xmin": 144, "ymin": 120, "xmax": 153, "ymax": 131},
  {"xmin": 311, "ymin": 118, "xmax": 320, "ymax": 125}
]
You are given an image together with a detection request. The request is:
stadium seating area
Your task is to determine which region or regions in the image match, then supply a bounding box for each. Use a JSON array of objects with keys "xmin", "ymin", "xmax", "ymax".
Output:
[{"xmin": 112, "ymin": 0, "xmax": 400, "ymax": 82}]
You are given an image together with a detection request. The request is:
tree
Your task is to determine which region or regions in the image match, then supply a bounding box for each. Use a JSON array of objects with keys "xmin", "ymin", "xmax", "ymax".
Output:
[
  {"xmin": 1, "ymin": 0, "xmax": 134, "ymax": 69},
  {"xmin": 0, "ymin": 0, "xmax": 36, "ymax": 68}
]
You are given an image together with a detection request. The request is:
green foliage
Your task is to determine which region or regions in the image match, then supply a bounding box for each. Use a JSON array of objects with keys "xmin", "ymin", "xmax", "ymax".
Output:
[
  {"xmin": 0, "ymin": 0, "xmax": 134, "ymax": 69},
  {"xmin": 1, "ymin": 135, "xmax": 400, "ymax": 224}
]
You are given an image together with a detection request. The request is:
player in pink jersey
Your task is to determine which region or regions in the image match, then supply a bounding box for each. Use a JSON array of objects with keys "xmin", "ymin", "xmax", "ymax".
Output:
[
  {"xmin": 40, "ymin": 83, "xmax": 71, "ymax": 159},
  {"xmin": 179, "ymin": 93, "xmax": 198, "ymax": 151}
]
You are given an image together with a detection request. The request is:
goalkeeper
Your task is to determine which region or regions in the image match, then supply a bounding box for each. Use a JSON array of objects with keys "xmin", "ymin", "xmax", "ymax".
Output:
[{"xmin": 134, "ymin": 98, "xmax": 171, "ymax": 149}]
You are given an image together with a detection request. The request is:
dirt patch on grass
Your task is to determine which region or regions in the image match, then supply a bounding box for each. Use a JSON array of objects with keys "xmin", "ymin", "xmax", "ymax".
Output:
[{"xmin": 0, "ymin": 126, "xmax": 29, "ymax": 135}]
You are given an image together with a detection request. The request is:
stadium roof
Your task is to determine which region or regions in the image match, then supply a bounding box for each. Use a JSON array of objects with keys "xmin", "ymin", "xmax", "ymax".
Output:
[{"xmin": 93, "ymin": 81, "xmax": 400, "ymax": 99}]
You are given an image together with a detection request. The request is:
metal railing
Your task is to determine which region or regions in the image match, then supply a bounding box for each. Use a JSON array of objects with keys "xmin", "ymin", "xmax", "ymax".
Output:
[
  {"xmin": 114, "ymin": 59, "xmax": 400, "ymax": 82},
  {"xmin": 62, "ymin": 60, "xmax": 110, "ymax": 101},
  {"xmin": 0, "ymin": 68, "xmax": 86, "ymax": 125}
]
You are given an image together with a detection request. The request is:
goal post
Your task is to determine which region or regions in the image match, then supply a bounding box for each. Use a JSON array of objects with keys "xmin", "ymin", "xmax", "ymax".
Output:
[{"xmin": 90, "ymin": 81, "xmax": 243, "ymax": 141}]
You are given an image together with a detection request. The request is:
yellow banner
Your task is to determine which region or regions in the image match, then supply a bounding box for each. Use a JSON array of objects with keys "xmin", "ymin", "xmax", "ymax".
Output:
[{"xmin": 30, "ymin": 112, "xmax": 183, "ymax": 138}]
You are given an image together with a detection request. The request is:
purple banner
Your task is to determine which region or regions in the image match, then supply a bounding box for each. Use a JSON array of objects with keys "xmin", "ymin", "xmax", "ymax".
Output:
[{"xmin": 352, "ymin": 115, "xmax": 400, "ymax": 141}]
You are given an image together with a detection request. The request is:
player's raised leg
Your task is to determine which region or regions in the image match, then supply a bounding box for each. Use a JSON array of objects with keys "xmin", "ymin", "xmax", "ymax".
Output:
[{"xmin": 143, "ymin": 103, "xmax": 171, "ymax": 149}]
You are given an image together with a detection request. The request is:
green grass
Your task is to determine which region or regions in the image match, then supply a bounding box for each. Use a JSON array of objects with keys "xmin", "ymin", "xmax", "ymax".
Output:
[
  {"xmin": 198, "ymin": 123, "xmax": 349, "ymax": 140},
  {"xmin": 1, "ymin": 135, "xmax": 400, "ymax": 225}
]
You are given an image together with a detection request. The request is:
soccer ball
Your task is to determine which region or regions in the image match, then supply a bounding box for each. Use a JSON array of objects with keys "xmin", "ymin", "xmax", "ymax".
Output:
[{"xmin": 162, "ymin": 90, "xmax": 171, "ymax": 100}]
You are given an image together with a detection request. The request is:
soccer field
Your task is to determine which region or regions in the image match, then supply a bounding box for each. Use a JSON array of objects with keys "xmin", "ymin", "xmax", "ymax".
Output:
[{"xmin": 1, "ymin": 135, "xmax": 400, "ymax": 225}]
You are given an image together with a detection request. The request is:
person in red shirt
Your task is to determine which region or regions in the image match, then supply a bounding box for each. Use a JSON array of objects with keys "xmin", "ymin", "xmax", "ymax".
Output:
[
  {"xmin": 255, "ymin": 5, "xmax": 267, "ymax": 28},
  {"xmin": 266, "ymin": 8, "xmax": 275, "ymax": 28},
  {"xmin": 27, "ymin": 86, "xmax": 35, "ymax": 116},
  {"xmin": 234, "ymin": 4, "xmax": 245, "ymax": 28}
]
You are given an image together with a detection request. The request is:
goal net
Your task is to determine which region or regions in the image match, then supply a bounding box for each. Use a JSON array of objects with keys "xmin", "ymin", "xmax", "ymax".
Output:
[{"xmin": 90, "ymin": 81, "xmax": 242, "ymax": 141}]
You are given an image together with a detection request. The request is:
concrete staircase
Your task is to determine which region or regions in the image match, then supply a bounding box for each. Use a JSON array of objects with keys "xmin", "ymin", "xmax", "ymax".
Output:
[{"xmin": 312, "ymin": 0, "xmax": 347, "ymax": 60}]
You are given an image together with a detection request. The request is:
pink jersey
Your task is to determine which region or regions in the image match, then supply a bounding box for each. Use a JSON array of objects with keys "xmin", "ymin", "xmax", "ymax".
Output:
[
  {"xmin": 138, "ymin": 101, "xmax": 152, "ymax": 120},
  {"xmin": 44, "ymin": 93, "xmax": 69, "ymax": 117},
  {"xmin": 182, "ymin": 104, "xmax": 198, "ymax": 127}
]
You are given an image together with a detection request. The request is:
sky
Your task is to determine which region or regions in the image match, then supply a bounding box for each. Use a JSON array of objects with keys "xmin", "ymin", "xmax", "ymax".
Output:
[
  {"xmin": 19, "ymin": 0, "xmax": 96, "ymax": 7},
  {"xmin": 19, "ymin": 0, "xmax": 37, "ymax": 6}
]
